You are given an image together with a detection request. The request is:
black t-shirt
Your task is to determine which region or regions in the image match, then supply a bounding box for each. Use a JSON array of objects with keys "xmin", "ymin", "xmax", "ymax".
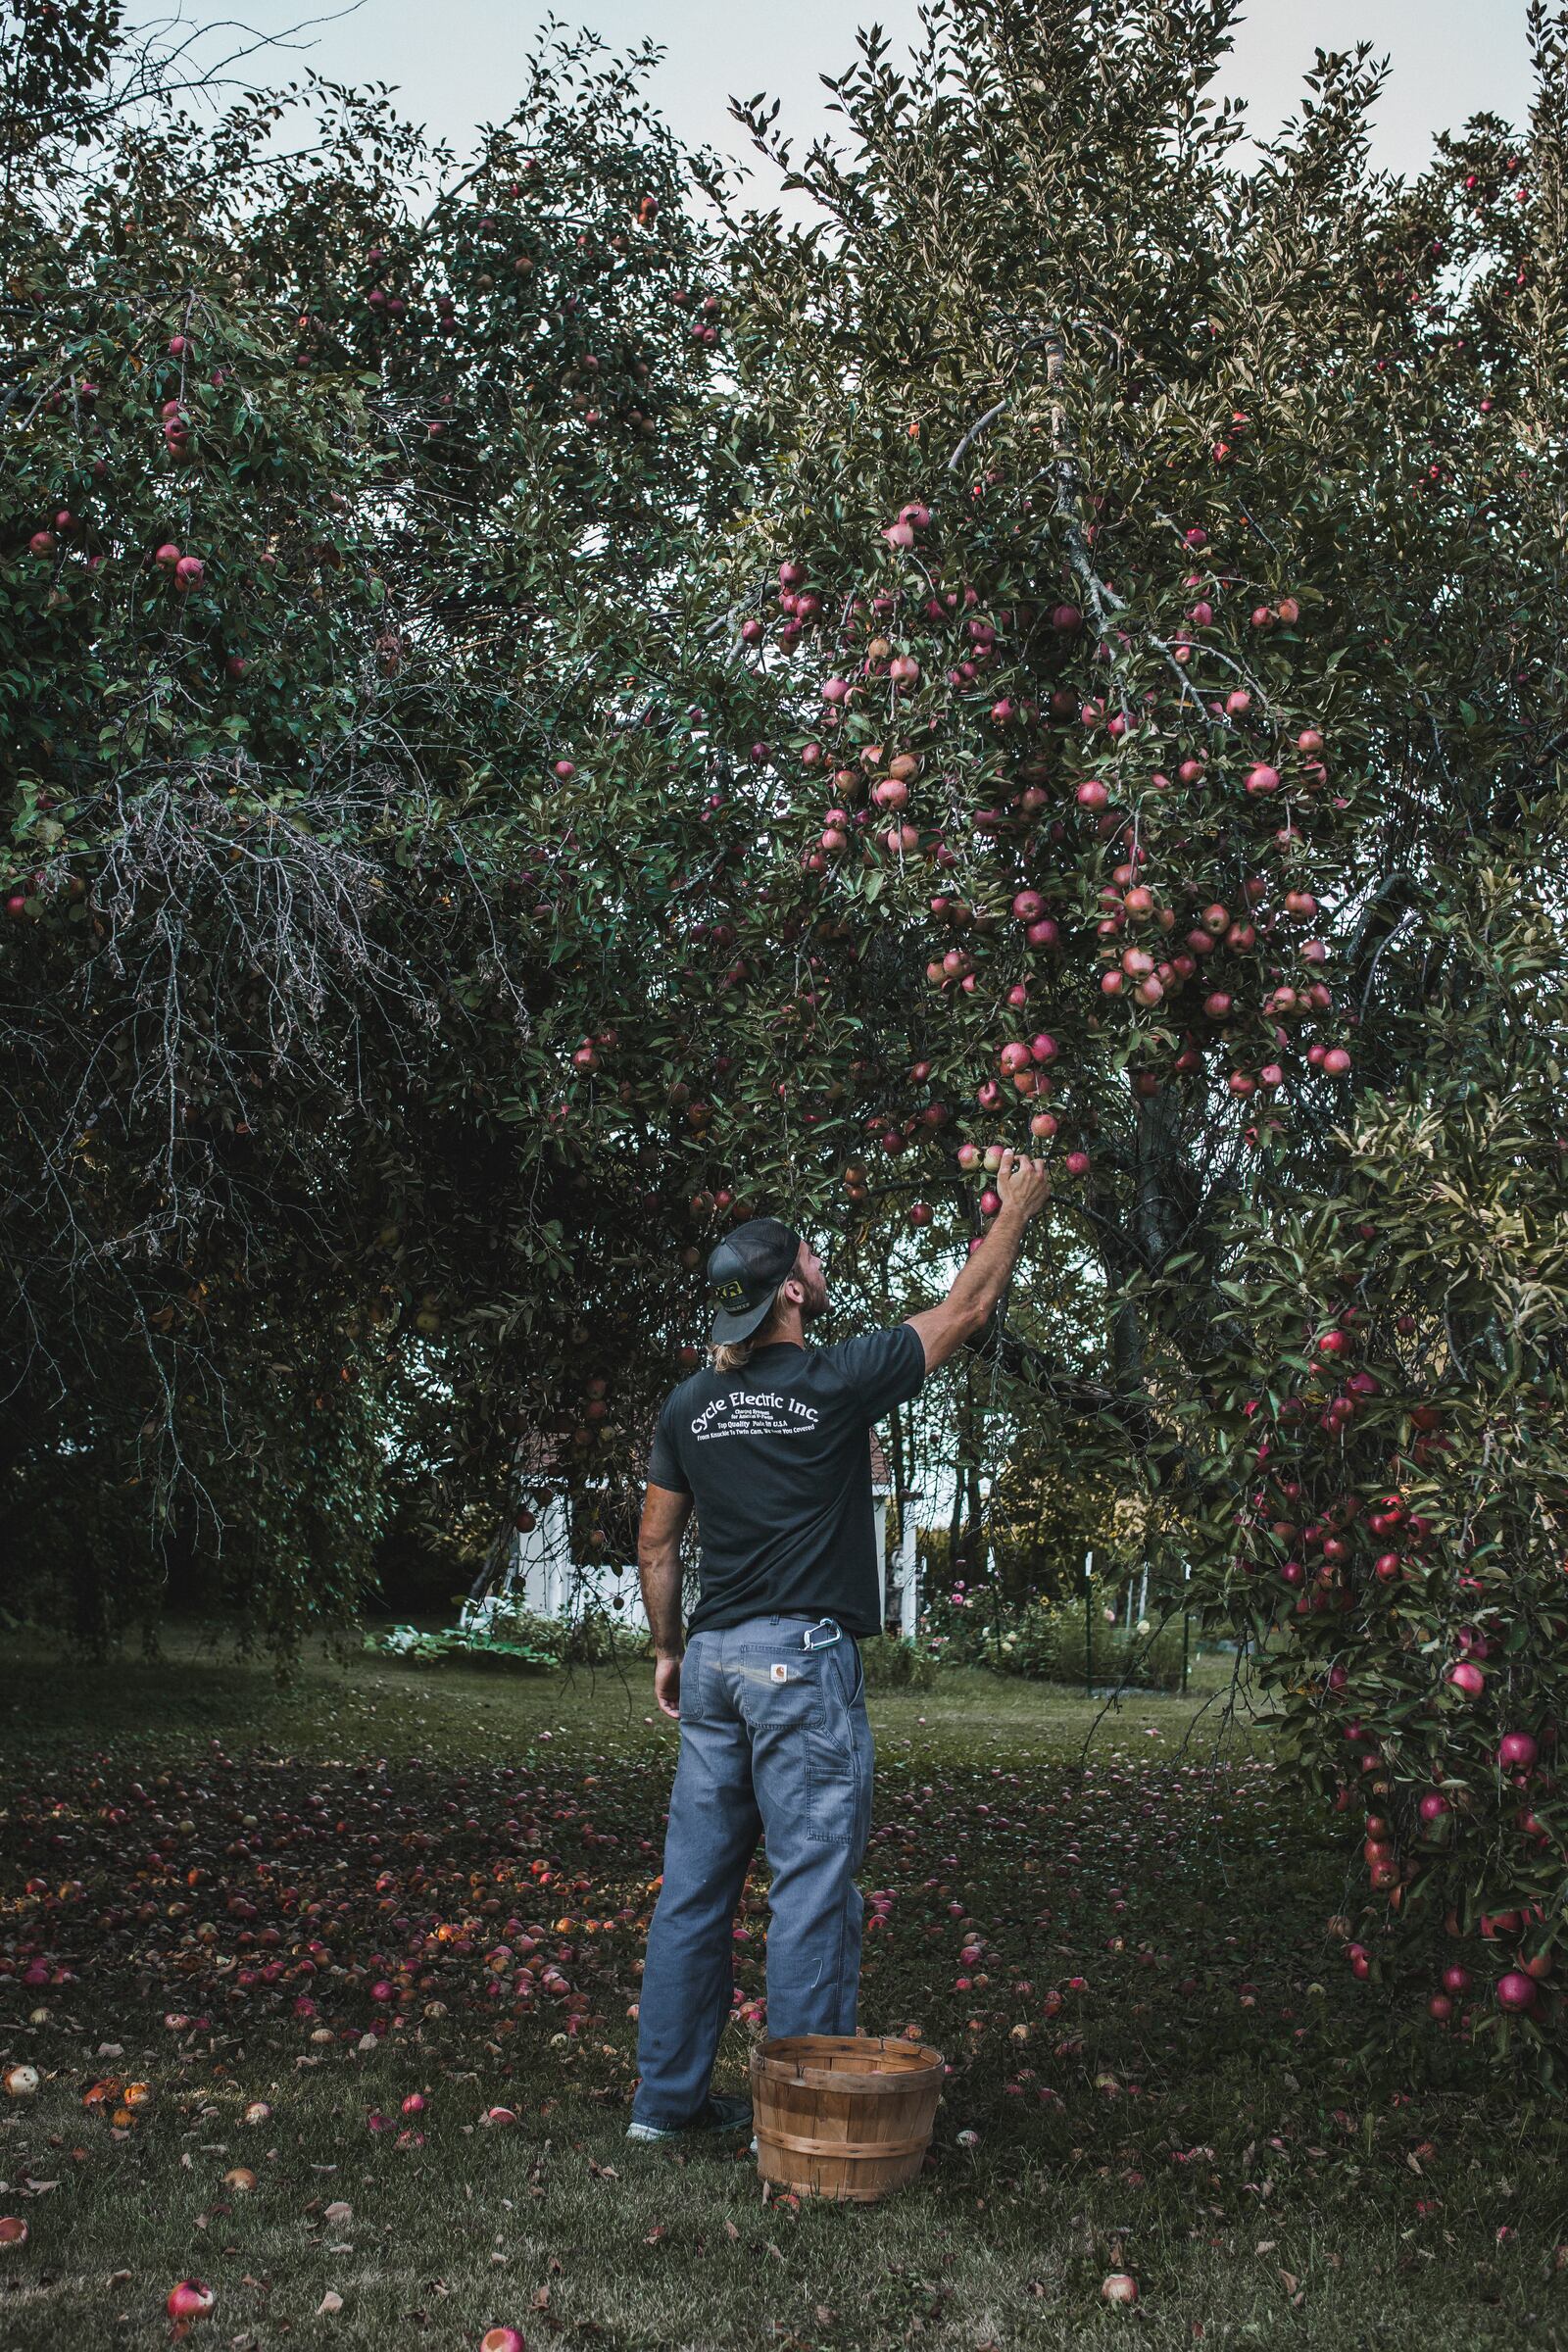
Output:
[{"xmin": 646, "ymin": 1327, "xmax": 926, "ymax": 1641}]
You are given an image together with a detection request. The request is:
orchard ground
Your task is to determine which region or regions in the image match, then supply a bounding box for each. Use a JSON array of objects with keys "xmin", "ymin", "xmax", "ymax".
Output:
[{"xmin": 2, "ymin": 1637, "xmax": 1567, "ymax": 2352}]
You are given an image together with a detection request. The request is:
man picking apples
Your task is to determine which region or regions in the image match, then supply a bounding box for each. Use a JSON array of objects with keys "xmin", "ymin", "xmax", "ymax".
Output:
[{"xmin": 627, "ymin": 1147, "xmax": 1051, "ymax": 2141}]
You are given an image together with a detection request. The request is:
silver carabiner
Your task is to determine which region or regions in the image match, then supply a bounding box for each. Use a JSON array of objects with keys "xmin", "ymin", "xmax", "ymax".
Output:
[{"xmin": 802, "ymin": 1618, "xmax": 842, "ymax": 1651}]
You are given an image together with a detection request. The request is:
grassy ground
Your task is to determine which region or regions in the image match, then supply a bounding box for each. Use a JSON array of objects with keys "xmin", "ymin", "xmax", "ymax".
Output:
[{"xmin": 2, "ymin": 1631, "xmax": 1566, "ymax": 2352}]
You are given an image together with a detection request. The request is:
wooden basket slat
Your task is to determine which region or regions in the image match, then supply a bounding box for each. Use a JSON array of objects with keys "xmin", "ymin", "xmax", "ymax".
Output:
[{"xmin": 756, "ymin": 2126, "xmax": 933, "ymax": 2161}]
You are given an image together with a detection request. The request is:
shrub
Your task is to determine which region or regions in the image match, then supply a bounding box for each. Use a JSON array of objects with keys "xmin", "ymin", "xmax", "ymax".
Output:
[
  {"xmin": 560, "ymin": 1605, "xmax": 650, "ymax": 1665},
  {"xmin": 365, "ymin": 1599, "xmax": 650, "ymax": 1674},
  {"xmin": 858, "ymin": 1634, "xmax": 940, "ymax": 1691},
  {"xmin": 918, "ymin": 1585, "xmax": 1190, "ymax": 1691},
  {"xmin": 994, "ymin": 1596, "xmax": 1188, "ymax": 1692},
  {"xmin": 916, "ymin": 1577, "xmax": 1007, "ymax": 1670},
  {"xmin": 366, "ymin": 1609, "xmax": 563, "ymax": 1673}
]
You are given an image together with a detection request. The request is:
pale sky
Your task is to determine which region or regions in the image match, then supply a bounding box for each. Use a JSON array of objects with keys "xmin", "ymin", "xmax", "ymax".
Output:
[{"xmin": 196, "ymin": 0, "xmax": 1534, "ymax": 186}]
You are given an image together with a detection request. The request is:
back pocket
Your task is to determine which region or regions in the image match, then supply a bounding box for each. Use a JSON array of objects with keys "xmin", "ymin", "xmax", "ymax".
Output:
[{"xmin": 736, "ymin": 1645, "xmax": 826, "ymax": 1729}]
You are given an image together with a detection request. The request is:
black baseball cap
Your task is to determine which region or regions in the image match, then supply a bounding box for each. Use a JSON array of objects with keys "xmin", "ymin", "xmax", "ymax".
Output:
[{"xmin": 707, "ymin": 1216, "xmax": 803, "ymax": 1345}]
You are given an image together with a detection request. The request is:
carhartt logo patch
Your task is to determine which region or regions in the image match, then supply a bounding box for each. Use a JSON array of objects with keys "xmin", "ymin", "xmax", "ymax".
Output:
[{"xmin": 769, "ymin": 1662, "xmax": 790, "ymax": 1683}]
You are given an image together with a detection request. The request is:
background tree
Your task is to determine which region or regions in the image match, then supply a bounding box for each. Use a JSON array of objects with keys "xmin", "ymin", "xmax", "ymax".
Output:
[{"xmin": 0, "ymin": 6, "xmax": 732, "ymax": 1650}]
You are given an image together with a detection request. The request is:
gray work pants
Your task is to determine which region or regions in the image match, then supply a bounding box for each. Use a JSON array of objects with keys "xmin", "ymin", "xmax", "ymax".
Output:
[{"xmin": 632, "ymin": 1613, "xmax": 873, "ymax": 2127}]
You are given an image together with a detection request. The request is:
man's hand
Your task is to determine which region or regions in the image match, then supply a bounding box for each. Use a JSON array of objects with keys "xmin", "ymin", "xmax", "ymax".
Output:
[
  {"xmin": 995, "ymin": 1146, "xmax": 1051, "ymax": 1221},
  {"xmin": 654, "ymin": 1652, "xmax": 682, "ymax": 1721}
]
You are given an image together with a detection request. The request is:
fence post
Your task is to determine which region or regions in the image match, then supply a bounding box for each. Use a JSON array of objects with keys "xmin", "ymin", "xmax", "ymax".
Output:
[
  {"xmin": 1181, "ymin": 1560, "xmax": 1192, "ymax": 1695},
  {"xmin": 1083, "ymin": 1548, "xmax": 1094, "ymax": 1698}
]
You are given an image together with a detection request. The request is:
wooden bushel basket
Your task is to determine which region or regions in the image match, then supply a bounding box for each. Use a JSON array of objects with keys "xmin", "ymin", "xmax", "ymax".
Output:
[{"xmin": 751, "ymin": 2034, "xmax": 943, "ymax": 2203}]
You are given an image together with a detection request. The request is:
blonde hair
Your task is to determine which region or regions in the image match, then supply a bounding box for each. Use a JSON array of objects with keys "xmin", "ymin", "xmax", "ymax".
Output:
[{"xmin": 709, "ymin": 1277, "xmax": 795, "ymax": 1375}]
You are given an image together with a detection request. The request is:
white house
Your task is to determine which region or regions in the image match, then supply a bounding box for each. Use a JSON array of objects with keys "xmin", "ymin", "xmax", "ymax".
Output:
[{"xmin": 463, "ymin": 1427, "xmax": 914, "ymax": 1636}]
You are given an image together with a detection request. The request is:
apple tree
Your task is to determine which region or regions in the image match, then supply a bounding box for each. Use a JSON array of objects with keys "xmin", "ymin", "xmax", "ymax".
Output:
[{"xmin": 627, "ymin": 0, "xmax": 1568, "ymax": 2053}]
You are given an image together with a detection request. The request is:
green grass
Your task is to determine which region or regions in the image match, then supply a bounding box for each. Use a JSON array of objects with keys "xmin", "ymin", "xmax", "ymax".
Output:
[{"xmin": 2, "ymin": 1631, "xmax": 1566, "ymax": 2351}]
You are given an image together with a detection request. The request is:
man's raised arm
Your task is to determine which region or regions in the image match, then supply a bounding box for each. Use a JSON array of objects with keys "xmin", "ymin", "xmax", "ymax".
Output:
[{"xmin": 903, "ymin": 1148, "xmax": 1051, "ymax": 1374}]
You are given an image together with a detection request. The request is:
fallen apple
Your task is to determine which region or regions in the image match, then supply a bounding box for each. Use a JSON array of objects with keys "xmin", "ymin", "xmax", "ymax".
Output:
[{"xmin": 167, "ymin": 2279, "xmax": 216, "ymax": 2321}]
